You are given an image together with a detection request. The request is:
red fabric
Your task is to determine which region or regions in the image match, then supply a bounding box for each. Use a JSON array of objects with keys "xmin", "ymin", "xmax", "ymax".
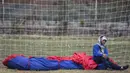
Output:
[
  {"xmin": 2, "ymin": 54, "xmax": 24, "ymax": 66},
  {"xmin": 47, "ymin": 56, "xmax": 72, "ymax": 61},
  {"xmin": 72, "ymin": 52, "xmax": 97, "ymax": 70},
  {"xmin": 47, "ymin": 52, "xmax": 98, "ymax": 70},
  {"xmin": 3, "ymin": 53, "xmax": 116, "ymax": 70}
]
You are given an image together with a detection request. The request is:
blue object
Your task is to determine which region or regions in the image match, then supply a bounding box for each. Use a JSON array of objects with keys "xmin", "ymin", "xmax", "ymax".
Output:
[
  {"xmin": 7, "ymin": 56, "xmax": 83, "ymax": 70},
  {"xmin": 7, "ymin": 56, "xmax": 29, "ymax": 70},
  {"xmin": 93, "ymin": 43, "xmax": 108, "ymax": 58},
  {"xmin": 60, "ymin": 60, "xmax": 83, "ymax": 69}
]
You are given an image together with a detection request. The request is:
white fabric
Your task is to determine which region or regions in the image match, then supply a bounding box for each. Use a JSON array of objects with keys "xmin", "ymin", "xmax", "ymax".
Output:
[
  {"xmin": 97, "ymin": 35, "xmax": 107, "ymax": 54},
  {"xmin": 97, "ymin": 43, "xmax": 105, "ymax": 53},
  {"xmin": 98, "ymin": 35, "xmax": 107, "ymax": 45},
  {"xmin": 102, "ymin": 36, "xmax": 107, "ymax": 41}
]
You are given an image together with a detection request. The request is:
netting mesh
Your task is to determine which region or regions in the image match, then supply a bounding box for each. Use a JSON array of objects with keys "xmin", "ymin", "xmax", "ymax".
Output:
[{"xmin": 0, "ymin": 0, "xmax": 130, "ymax": 67}]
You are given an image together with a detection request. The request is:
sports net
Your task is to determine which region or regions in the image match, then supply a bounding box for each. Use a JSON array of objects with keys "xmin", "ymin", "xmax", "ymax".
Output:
[{"xmin": 0, "ymin": 0, "xmax": 130, "ymax": 67}]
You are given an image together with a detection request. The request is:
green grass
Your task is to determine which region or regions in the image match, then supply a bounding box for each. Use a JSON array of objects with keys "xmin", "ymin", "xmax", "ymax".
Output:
[
  {"xmin": 0, "ymin": 35, "xmax": 130, "ymax": 73},
  {"xmin": 0, "ymin": 35, "xmax": 97, "ymax": 57}
]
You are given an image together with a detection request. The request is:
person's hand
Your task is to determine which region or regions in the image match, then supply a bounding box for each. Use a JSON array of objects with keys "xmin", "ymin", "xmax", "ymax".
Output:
[{"xmin": 103, "ymin": 54, "xmax": 107, "ymax": 58}]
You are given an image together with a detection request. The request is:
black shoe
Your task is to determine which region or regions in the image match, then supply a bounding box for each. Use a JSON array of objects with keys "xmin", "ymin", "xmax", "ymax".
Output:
[{"xmin": 121, "ymin": 65, "xmax": 129, "ymax": 70}]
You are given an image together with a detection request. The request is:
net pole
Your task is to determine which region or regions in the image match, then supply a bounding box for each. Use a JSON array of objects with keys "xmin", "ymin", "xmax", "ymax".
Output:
[
  {"xmin": 2, "ymin": 0, "xmax": 4, "ymax": 22},
  {"xmin": 95, "ymin": 0, "xmax": 97, "ymax": 22}
]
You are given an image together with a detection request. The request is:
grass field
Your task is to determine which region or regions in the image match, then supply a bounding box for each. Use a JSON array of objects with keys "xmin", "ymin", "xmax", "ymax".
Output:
[
  {"xmin": 0, "ymin": 34, "xmax": 130, "ymax": 73},
  {"xmin": 0, "ymin": 68, "xmax": 130, "ymax": 73}
]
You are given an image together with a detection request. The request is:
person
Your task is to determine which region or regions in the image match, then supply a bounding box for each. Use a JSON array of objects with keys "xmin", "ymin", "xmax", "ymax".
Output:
[{"xmin": 92, "ymin": 35, "xmax": 129, "ymax": 70}]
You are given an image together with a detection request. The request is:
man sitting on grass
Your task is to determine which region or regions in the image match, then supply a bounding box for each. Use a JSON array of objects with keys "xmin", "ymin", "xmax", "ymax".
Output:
[{"xmin": 92, "ymin": 35, "xmax": 129, "ymax": 70}]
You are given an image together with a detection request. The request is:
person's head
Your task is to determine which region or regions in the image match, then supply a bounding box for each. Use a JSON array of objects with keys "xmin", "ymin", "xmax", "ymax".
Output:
[{"xmin": 98, "ymin": 35, "xmax": 107, "ymax": 45}]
